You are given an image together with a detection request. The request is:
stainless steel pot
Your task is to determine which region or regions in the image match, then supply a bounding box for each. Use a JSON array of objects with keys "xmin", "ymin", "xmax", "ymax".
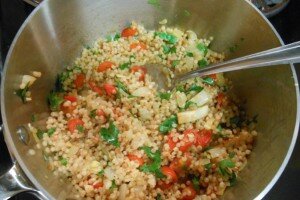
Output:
[{"xmin": 0, "ymin": 0, "xmax": 299, "ymax": 199}]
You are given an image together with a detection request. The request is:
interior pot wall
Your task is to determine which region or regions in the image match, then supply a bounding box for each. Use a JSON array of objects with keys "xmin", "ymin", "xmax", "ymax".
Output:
[{"xmin": 2, "ymin": 0, "xmax": 298, "ymax": 199}]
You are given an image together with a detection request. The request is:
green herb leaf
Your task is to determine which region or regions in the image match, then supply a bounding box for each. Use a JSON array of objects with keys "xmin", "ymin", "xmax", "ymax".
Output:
[
  {"xmin": 202, "ymin": 77, "xmax": 214, "ymax": 85},
  {"xmin": 197, "ymin": 43, "xmax": 208, "ymax": 56},
  {"xmin": 60, "ymin": 157, "xmax": 68, "ymax": 166},
  {"xmin": 139, "ymin": 146, "xmax": 164, "ymax": 178},
  {"xmin": 110, "ymin": 180, "xmax": 117, "ymax": 190},
  {"xmin": 116, "ymin": 80, "xmax": 130, "ymax": 97},
  {"xmin": 186, "ymin": 84, "xmax": 203, "ymax": 93},
  {"xmin": 218, "ymin": 159, "xmax": 235, "ymax": 176},
  {"xmin": 158, "ymin": 92, "xmax": 171, "ymax": 100},
  {"xmin": 198, "ymin": 59, "xmax": 208, "ymax": 68},
  {"xmin": 204, "ymin": 163, "xmax": 212, "ymax": 170},
  {"xmin": 184, "ymin": 101, "xmax": 196, "ymax": 109},
  {"xmin": 216, "ymin": 124, "xmax": 222, "ymax": 132},
  {"xmin": 203, "ymin": 146, "xmax": 212, "ymax": 152},
  {"xmin": 186, "ymin": 52, "xmax": 194, "ymax": 57},
  {"xmin": 47, "ymin": 91, "xmax": 63, "ymax": 111},
  {"xmin": 229, "ymin": 152, "xmax": 236, "ymax": 158},
  {"xmin": 229, "ymin": 172, "xmax": 237, "ymax": 186},
  {"xmin": 192, "ymin": 177, "xmax": 200, "ymax": 191},
  {"xmin": 36, "ymin": 129, "xmax": 45, "ymax": 139},
  {"xmin": 119, "ymin": 62, "xmax": 130, "ymax": 70},
  {"xmin": 100, "ymin": 121, "xmax": 120, "ymax": 147},
  {"xmin": 155, "ymin": 32, "xmax": 178, "ymax": 44},
  {"xmin": 15, "ymin": 84, "xmax": 29, "ymax": 103},
  {"xmin": 31, "ymin": 114, "xmax": 37, "ymax": 122},
  {"xmin": 107, "ymin": 33, "xmax": 121, "ymax": 42},
  {"xmin": 77, "ymin": 125, "xmax": 84, "ymax": 133},
  {"xmin": 230, "ymin": 116, "xmax": 241, "ymax": 126},
  {"xmin": 176, "ymin": 85, "xmax": 185, "ymax": 92},
  {"xmin": 148, "ymin": 0, "xmax": 160, "ymax": 7},
  {"xmin": 47, "ymin": 128, "xmax": 56, "ymax": 137},
  {"xmin": 159, "ymin": 115, "xmax": 177, "ymax": 134},
  {"xmin": 97, "ymin": 169, "xmax": 104, "ymax": 176},
  {"xmin": 89, "ymin": 109, "xmax": 97, "ymax": 119},
  {"xmin": 171, "ymin": 60, "xmax": 180, "ymax": 67},
  {"xmin": 156, "ymin": 194, "xmax": 162, "ymax": 200}
]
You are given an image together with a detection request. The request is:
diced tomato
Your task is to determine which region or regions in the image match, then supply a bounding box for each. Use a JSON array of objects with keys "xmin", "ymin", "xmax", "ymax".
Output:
[
  {"xmin": 208, "ymin": 74, "xmax": 217, "ymax": 80},
  {"xmin": 216, "ymin": 93, "xmax": 225, "ymax": 107},
  {"xmin": 97, "ymin": 61, "xmax": 115, "ymax": 72},
  {"xmin": 179, "ymin": 129, "xmax": 199, "ymax": 152},
  {"xmin": 130, "ymin": 66, "xmax": 147, "ymax": 81},
  {"xmin": 74, "ymin": 73, "xmax": 85, "ymax": 89},
  {"xmin": 121, "ymin": 27, "xmax": 137, "ymax": 38},
  {"xmin": 88, "ymin": 81, "xmax": 103, "ymax": 96},
  {"xmin": 181, "ymin": 186, "xmax": 197, "ymax": 200},
  {"xmin": 103, "ymin": 83, "xmax": 117, "ymax": 96},
  {"xmin": 67, "ymin": 118, "xmax": 84, "ymax": 133},
  {"xmin": 97, "ymin": 109, "xmax": 106, "ymax": 117},
  {"xmin": 167, "ymin": 135, "xmax": 177, "ymax": 151},
  {"xmin": 157, "ymin": 180, "xmax": 173, "ymax": 190},
  {"xmin": 195, "ymin": 129, "xmax": 212, "ymax": 147},
  {"xmin": 161, "ymin": 166, "xmax": 178, "ymax": 182},
  {"xmin": 93, "ymin": 181, "xmax": 103, "ymax": 189},
  {"xmin": 60, "ymin": 104, "xmax": 76, "ymax": 114},
  {"xmin": 170, "ymin": 153, "xmax": 192, "ymax": 175},
  {"xmin": 130, "ymin": 42, "xmax": 147, "ymax": 50},
  {"xmin": 127, "ymin": 154, "xmax": 144, "ymax": 166},
  {"xmin": 64, "ymin": 95, "xmax": 77, "ymax": 102}
]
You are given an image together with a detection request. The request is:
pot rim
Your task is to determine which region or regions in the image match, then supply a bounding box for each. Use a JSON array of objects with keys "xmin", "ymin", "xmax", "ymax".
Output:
[{"xmin": 1, "ymin": 0, "xmax": 299, "ymax": 199}]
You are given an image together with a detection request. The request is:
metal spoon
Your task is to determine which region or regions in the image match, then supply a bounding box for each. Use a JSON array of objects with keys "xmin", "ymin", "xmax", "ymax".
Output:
[{"xmin": 146, "ymin": 41, "xmax": 300, "ymax": 91}]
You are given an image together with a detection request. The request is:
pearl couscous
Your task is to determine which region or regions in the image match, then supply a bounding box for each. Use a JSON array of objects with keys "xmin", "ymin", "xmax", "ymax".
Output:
[{"xmin": 35, "ymin": 22, "xmax": 257, "ymax": 200}]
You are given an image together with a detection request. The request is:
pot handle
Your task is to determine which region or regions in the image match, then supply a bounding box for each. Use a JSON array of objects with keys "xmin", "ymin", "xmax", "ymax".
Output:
[
  {"xmin": 0, "ymin": 162, "xmax": 48, "ymax": 200},
  {"xmin": 23, "ymin": 0, "xmax": 43, "ymax": 7}
]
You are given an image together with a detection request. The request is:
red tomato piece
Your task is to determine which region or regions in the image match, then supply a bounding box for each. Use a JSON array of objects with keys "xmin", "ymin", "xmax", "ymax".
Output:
[
  {"xmin": 97, "ymin": 61, "xmax": 115, "ymax": 72},
  {"xmin": 209, "ymin": 73, "xmax": 217, "ymax": 80},
  {"xmin": 130, "ymin": 66, "xmax": 147, "ymax": 81},
  {"xmin": 167, "ymin": 135, "xmax": 177, "ymax": 151},
  {"xmin": 103, "ymin": 83, "xmax": 117, "ymax": 96},
  {"xmin": 130, "ymin": 42, "xmax": 147, "ymax": 50},
  {"xmin": 195, "ymin": 129, "xmax": 212, "ymax": 147},
  {"xmin": 67, "ymin": 118, "xmax": 84, "ymax": 133},
  {"xmin": 60, "ymin": 104, "xmax": 76, "ymax": 114},
  {"xmin": 161, "ymin": 166, "xmax": 178, "ymax": 183},
  {"xmin": 216, "ymin": 92, "xmax": 225, "ymax": 107},
  {"xmin": 93, "ymin": 181, "xmax": 104, "ymax": 189},
  {"xmin": 179, "ymin": 129, "xmax": 199, "ymax": 152},
  {"xmin": 157, "ymin": 180, "xmax": 173, "ymax": 190},
  {"xmin": 88, "ymin": 81, "xmax": 103, "ymax": 96},
  {"xmin": 74, "ymin": 73, "xmax": 85, "ymax": 89},
  {"xmin": 127, "ymin": 154, "xmax": 144, "ymax": 166},
  {"xmin": 181, "ymin": 186, "xmax": 197, "ymax": 200},
  {"xmin": 97, "ymin": 109, "xmax": 106, "ymax": 117},
  {"xmin": 64, "ymin": 95, "xmax": 77, "ymax": 102},
  {"xmin": 121, "ymin": 27, "xmax": 137, "ymax": 38},
  {"xmin": 170, "ymin": 153, "xmax": 192, "ymax": 175}
]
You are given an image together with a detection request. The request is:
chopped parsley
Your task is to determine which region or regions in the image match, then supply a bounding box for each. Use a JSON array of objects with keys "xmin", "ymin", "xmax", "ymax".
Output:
[
  {"xmin": 175, "ymin": 85, "xmax": 185, "ymax": 92},
  {"xmin": 230, "ymin": 116, "xmax": 242, "ymax": 127},
  {"xmin": 76, "ymin": 125, "xmax": 84, "ymax": 133},
  {"xmin": 59, "ymin": 157, "xmax": 68, "ymax": 166},
  {"xmin": 139, "ymin": 146, "xmax": 164, "ymax": 178},
  {"xmin": 155, "ymin": 32, "xmax": 177, "ymax": 44},
  {"xmin": 156, "ymin": 194, "xmax": 162, "ymax": 200},
  {"xmin": 31, "ymin": 114, "xmax": 37, "ymax": 122},
  {"xmin": 171, "ymin": 60, "xmax": 180, "ymax": 67},
  {"xmin": 198, "ymin": 59, "xmax": 208, "ymax": 67},
  {"xmin": 218, "ymin": 159, "xmax": 235, "ymax": 176},
  {"xmin": 184, "ymin": 101, "xmax": 196, "ymax": 109},
  {"xmin": 229, "ymin": 152, "xmax": 236, "ymax": 158},
  {"xmin": 158, "ymin": 92, "xmax": 171, "ymax": 100},
  {"xmin": 89, "ymin": 109, "xmax": 97, "ymax": 118},
  {"xmin": 162, "ymin": 44, "xmax": 176, "ymax": 54},
  {"xmin": 116, "ymin": 80, "xmax": 130, "ymax": 98},
  {"xmin": 100, "ymin": 121, "xmax": 120, "ymax": 147},
  {"xmin": 119, "ymin": 62, "xmax": 130, "ymax": 70},
  {"xmin": 97, "ymin": 169, "xmax": 104, "ymax": 176},
  {"xmin": 36, "ymin": 129, "xmax": 44, "ymax": 139},
  {"xmin": 186, "ymin": 52, "xmax": 194, "ymax": 57},
  {"xmin": 204, "ymin": 163, "xmax": 212, "ymax": 170},
  {"xmin": 202, "ymin": 77, "xmax": 214, "ymax": 85},
  {"xmin": 216, "ymin": 124, "xmax": 222, "ymax": 132},
  {"xmin": 106, "ymin": 33, "xmax": 121, "ymax": 42},
  {"xmin": 47, "ymin": 91, "xmax": 63, "ymax": 111},
  {"xmin": 159, "ymin": 115, "xmax": 177, "ymax": 134},
  {"xmin": 47, "ymin": 128, "xmax": 56, "ymax": 137},
  {"xmin": 229, "ymin": 172, "xmax": 237, "ymax": 186},
  {"xmin": 110, "ymin": 180, "xmax": 117, "ymax": 190},
  {"xmin": 15, "ymin": 84, "xmax": 29, "ymax": 103},
  {"xmin": 197, "ymin": 43, "xmax": 208, "ymax": 56},
  {"xmin": 186, "ymin": 84, "xmax": 203, "ymax": 93},
  {"xmin": 192, "ymin": 177, "xmax": 200, "ymax": 191}
]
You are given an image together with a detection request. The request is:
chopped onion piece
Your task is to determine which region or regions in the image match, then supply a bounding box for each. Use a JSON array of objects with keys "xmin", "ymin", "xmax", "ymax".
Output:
[
  {"xmin": 190, "ymin": 90, "xmax": 212, "ymax": 106},
  {"xmin": 20, "ymin": 75, "xmax": 36, "ymax": 89},
  {"xmin": 199, "ymin": 158, "xmax": 210, "ymax": 166},
  {"xmin": 132, "ymin": 87, "xmax": 152, "ymax": 97},
  {"xmin": 208, "ymin": 147, "xmax": 226, "ymax": 158},
  {"xmin": 177, "ymin": 105, "xmax": 209, "ymax": 124}
]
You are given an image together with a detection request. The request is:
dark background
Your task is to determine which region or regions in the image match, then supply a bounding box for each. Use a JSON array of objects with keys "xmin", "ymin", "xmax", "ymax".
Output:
[{"xmin": 0, "ymin": 0, "xmax": 299, "ymax": 199}]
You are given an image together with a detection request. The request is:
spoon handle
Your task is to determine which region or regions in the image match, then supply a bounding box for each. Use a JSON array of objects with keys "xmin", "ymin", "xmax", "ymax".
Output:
[{"xmin": 175, "ymin": 41, "xmax": 300, "ymax": 83}]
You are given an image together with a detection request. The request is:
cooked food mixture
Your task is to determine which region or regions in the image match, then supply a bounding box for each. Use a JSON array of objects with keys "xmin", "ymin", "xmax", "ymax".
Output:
[{"xmin": 34, "ymin": 22, "xmax": 257, "ymax": 200}]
